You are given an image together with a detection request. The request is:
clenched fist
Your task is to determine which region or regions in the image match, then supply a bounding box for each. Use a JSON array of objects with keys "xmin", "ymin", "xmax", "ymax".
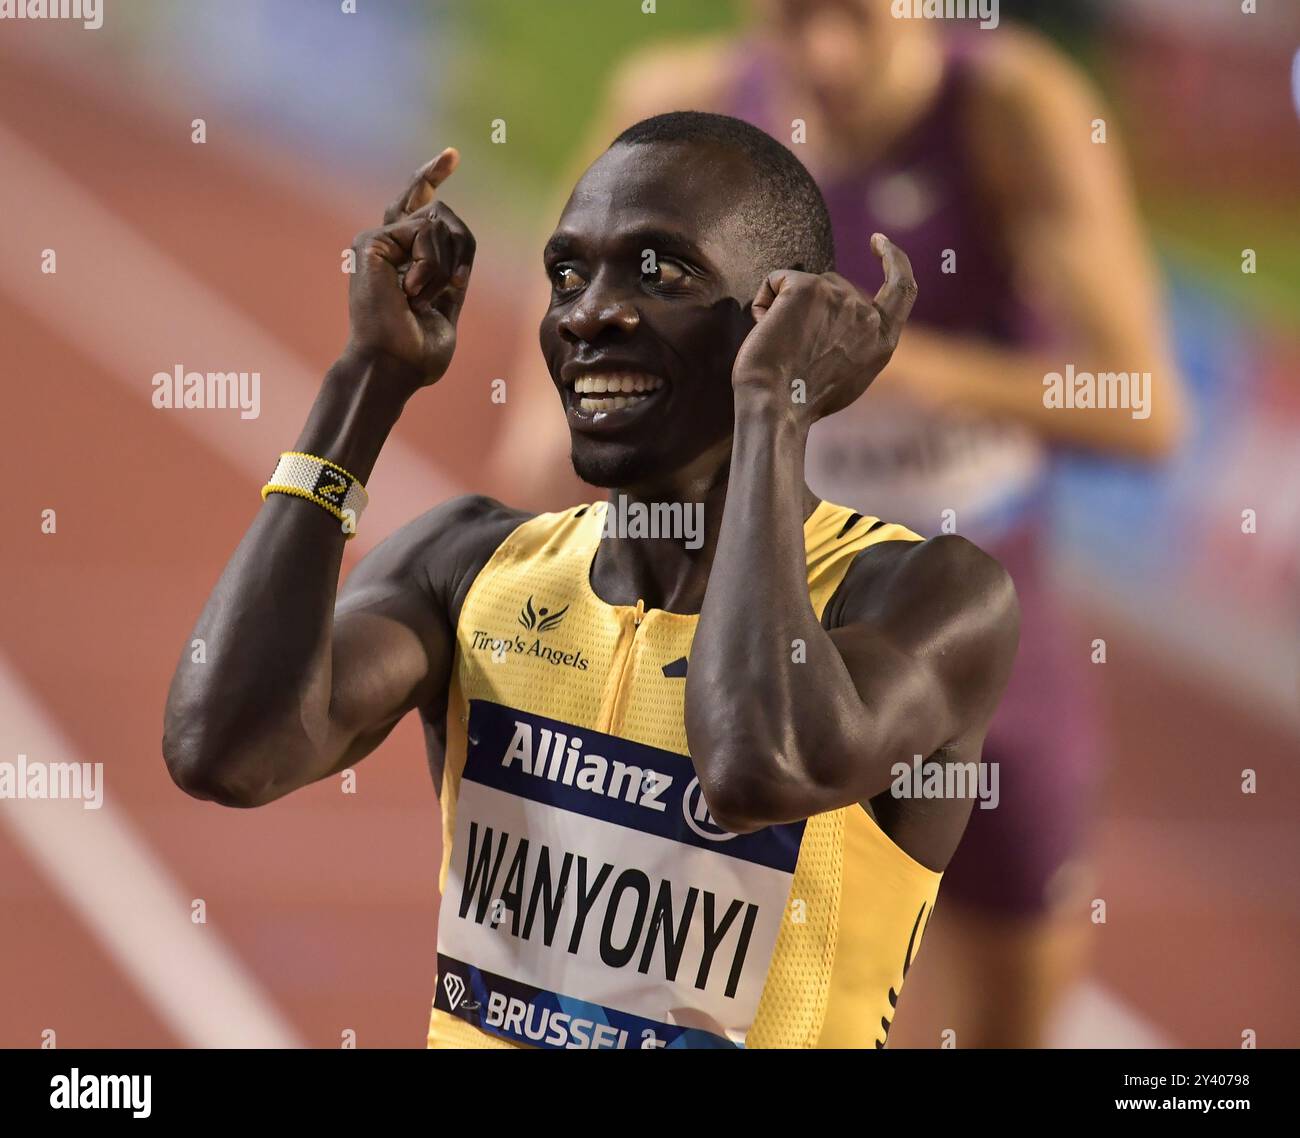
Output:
[
  {"xmin": 345, "ymin": 148, "xmax": 477, "ymax": 390},
  {"xmin": 731, "ymin": 233, "xmax": 917, "ymax": 425}
]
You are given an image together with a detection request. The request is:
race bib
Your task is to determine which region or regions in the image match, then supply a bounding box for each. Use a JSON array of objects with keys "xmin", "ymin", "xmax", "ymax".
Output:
[{"xmin": 434, "ymin": 700, "xmax": 805, "ymax": 1049}]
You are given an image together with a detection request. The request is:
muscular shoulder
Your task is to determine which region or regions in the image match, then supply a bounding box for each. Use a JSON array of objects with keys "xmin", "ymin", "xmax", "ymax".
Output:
[
  {"xmin": 828, "ymin": 534, "xmax": 1020, "ymax": 715},
  {"xmin": 829, "ymin": 533, "xmax": 1010, "ymax": 615},
  {"xmin": 422, "ymin": 494, "xmax": 534, "ymax": 605},
  {"xmin": 340, "ymin": 494, "xmax": 531, "ymax": 622}
]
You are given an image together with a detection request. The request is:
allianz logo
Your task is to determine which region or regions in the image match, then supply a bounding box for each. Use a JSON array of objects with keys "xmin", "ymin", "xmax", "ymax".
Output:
[{"xmin": 499, "ymin": 720, "xmax": 736, "ymax": 841}]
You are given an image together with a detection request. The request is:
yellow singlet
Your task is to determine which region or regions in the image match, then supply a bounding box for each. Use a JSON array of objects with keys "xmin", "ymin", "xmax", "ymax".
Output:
[{"xmin": 426, "ymin": 498, "xmax": 942, "ymax": 1049}]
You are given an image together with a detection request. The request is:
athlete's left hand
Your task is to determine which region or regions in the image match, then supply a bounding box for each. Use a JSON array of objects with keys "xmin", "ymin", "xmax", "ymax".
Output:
[{"xmin": 730, "ymin": 233, "xmax": 917, "ymax": 424}]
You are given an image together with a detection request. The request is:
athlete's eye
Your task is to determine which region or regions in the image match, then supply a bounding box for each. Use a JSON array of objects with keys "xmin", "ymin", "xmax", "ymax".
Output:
[
  {"xmin": 643, "ymin": 259, "xmax": 688, "ymax": 288},
  {"xmin": 551, "ymin": 265, "xmax": 585, "ymax": 293}
]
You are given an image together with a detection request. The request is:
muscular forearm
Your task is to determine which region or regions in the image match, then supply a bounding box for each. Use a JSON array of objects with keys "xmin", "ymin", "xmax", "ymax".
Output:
[
  {"xmin": 684, "ymin": 391, "xmax": 879, "ymax": 831},
  {"xmin": 162, "ymin": 351, "xmax": 412, "ymax": 806},
  {"xmin": 682, "ymin": 244, "xmax": 1023, "ymax": 831}
]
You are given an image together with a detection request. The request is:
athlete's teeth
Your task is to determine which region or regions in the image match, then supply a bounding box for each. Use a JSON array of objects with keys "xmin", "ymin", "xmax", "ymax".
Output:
[
  {"xmin": 573, "ymin": 373, "xmax": 665, "ymax": 395},
  {"xmin": 578, "ymin": 393, "xmax": 652, "ymax": 412}
]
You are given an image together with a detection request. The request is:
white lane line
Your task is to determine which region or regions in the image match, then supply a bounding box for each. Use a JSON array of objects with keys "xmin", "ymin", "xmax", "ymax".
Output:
[
  {"xmin": 0, "ymin": 117, "xmax": 460, "ymax": 538},
  {"xmin": 1049, "ymin": 980, "xmax": 1175, "ymax": 1049},
  {"xmin": 0, "ymin": 657, "xmax": 304, "ymax": 1048}
]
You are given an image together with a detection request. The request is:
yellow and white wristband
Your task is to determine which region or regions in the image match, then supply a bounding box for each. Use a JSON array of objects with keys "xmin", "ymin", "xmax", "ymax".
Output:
[{"xmin": 261, "ymin": 451, "xmax": 369, "ymax": 538}]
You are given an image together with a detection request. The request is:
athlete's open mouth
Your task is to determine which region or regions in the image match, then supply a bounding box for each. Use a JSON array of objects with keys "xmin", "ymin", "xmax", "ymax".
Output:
[
  {"xmin": 564, "ymin": 370, "xmax": 667, "ymax": 430},
  {"xmin": 573, "ymin": 372, "xmax": 664, "ymax": 412}
]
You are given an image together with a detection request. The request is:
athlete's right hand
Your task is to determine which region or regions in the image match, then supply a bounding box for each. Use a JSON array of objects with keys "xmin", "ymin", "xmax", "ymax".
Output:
[{"xmin": 344, "ymin": 148, "xmax": 476, "ymax": 389}]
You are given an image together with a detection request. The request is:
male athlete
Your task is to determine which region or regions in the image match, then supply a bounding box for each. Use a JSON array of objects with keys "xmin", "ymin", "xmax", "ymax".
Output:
[
  {"xmin": 163, "ymin": 112, "xmax": 1019, "ymax": 1050},
  {"xmin": 490, "ymin": 6, "xmax": 1189, "ymax": 1050}
]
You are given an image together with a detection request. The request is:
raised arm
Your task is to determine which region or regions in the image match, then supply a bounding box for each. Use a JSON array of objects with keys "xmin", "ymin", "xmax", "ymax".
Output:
[
  {"xmin": 162, "ymin": 153, "xmax": 487, "ymax": 807},
  {"xmin": 685, "ymin": 238, "xmax": 1019, "ymax": 834}
]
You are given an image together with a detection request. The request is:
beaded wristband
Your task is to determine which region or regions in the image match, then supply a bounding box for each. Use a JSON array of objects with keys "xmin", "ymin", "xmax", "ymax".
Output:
[{"xmin": 261, "ymin": 451, "xmax": 369, "ymax": 537}]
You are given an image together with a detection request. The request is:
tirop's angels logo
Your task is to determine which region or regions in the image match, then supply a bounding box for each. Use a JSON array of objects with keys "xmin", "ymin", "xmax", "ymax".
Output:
[
  {"xmin": 518, "ymin": 596, "xmax": 568, "ymax": 633},
  {"xmin": 469, "ymin": 595, "xmax": 589, "ymax": 671}
]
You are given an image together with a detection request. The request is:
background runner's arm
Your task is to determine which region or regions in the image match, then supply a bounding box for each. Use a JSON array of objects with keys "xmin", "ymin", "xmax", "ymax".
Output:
[
  {"xmin": 885, "ymin": 29, "xmax": 1188, "ymax": 457},
  {"xmin": 162, "ymin": 154, "xmax": 480, "ymax": 807}
]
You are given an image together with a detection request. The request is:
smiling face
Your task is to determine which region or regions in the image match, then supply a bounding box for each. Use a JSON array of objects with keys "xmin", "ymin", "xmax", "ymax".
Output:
[{"xmin": 539, "ymin": 141, "xmax": 768, "ymax": 491}]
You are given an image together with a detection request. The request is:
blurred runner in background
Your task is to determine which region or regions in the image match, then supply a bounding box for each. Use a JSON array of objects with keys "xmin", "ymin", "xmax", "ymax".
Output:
[{"xmin": 485, "ymin": 0, "xmax": 1188, "ymax": 1047}]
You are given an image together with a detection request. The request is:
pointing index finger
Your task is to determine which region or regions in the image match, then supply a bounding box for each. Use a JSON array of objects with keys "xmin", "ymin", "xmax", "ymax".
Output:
[{"xmin": 383, "ymin": 147, "xmax": 460, "ymax": 224}]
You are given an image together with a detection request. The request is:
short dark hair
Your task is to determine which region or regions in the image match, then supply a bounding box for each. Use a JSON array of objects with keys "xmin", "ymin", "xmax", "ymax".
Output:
[{"xmin": 610, "ymin": 110, "xmax": 836, "ymax": 277}]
